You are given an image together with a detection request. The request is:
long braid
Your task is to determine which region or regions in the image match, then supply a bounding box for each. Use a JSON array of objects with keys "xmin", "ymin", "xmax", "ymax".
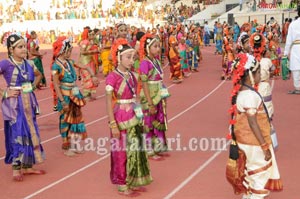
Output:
[
  {"xmin": 229, "ymin": 72, "xmax": 247, "ymax": 140},
  {"xmin": 228, "ymin": 53, "xmax": 259, "ymax": 139},
  {"xmin": 228, "ymin": 54, "xmax": 248, "ymax": 139}
]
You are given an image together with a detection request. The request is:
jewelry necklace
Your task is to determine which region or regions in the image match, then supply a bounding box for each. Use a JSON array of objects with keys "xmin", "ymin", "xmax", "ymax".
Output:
[{"xmin": 116, "ymin": 68, "xmax": 129, "ymax": 76}]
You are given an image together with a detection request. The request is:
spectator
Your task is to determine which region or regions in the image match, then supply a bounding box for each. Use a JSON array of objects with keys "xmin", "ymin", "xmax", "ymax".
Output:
[{"xmin": 240, "ymin": 0, "xmax": 243, "ymax": 11}]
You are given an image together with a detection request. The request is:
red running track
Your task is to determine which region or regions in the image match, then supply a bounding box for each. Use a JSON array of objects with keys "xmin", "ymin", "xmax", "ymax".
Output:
[{"xmin": 0, "ymin": 45, "xmax": 298, "ymax": 199}]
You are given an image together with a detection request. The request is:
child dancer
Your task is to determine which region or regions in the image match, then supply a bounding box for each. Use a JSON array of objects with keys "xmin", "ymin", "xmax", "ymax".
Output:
[
  {"xmin": 259, "ymin": 50, "xmax": 274, "ymax": 118},
  {"xmin": 52, "ymin": 36, "xmax": 98, "ymax": 156},
  {"xmin": 139, "ymin": 33, "xmax": 170, "ymax": 160},
  {"xmin": 1, "ymin": 34, "xmax": 45, "ymax": 181},
  {"xmin": 79, "ymin": 29, "xmax": 99, "ymax": 101},
  {"xmin": 178, "ymin": 36, "xmax": 190, "ymax": 77},
  {"xmin": 106, "ymin": 38, "xmax": 152, "ymax": 196},
  {"xmin": 228, "ymin": 53, "xmax": 283, "ymax": 198},
  {"xmin": 168, "ymin": 30, "xmax": 183, "ymax": 83}
]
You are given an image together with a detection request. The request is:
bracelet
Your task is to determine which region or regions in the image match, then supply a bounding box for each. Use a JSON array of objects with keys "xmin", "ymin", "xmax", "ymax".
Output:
[
  {"xmin": 109, "ymin": 120, "xmax": 116, "ymax": 124},
  {"xmin": 2, "ymin": 89, "xmax": 8, "ymax": 99},
  {"xmin": 32, "ymin": 84, "xmax": 37, "ymax": 91},
  {"xmin": 260, "ymin": 143, "xmax": 269, "ymax": 151},
  {"xmin": 109, "ymin": 122, "xmax": 118, "ymax": 129},
  {"xmin": 110, "ymin": 124, "xmax": 118, "ymax": 129},
  {"xmin": 108, "ymin": 120, "xmax": 117, "ymax": 128}
]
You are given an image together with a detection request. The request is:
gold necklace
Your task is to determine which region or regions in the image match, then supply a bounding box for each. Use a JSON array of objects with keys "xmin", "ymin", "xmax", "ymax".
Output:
[
  {"xmin": 11, "ymin": 57, "xmax": 23, "ymax": 66},
  {"xmin": 117, "ymin": 68, "xmax": 129, "ymax": 75}
]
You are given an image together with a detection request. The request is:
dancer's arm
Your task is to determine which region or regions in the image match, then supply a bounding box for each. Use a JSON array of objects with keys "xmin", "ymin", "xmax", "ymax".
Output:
[
  {"xmin": 141, "ymin": 81, "xmax": 156, "ymax": 115},
  {"xmin": 52, "ymin": 73, "xmax": 69, "ymax": 112},
  {"xmin": 106, "ymin": 91, "xmax": 120, "ymax": 139},
  {"xmin": 247, "ymin": 114, "xmax": 272, "ymax": 161}
]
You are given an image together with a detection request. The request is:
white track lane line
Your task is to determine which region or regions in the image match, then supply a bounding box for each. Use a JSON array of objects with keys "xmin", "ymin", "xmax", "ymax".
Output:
[
  {"xmin": 164, "ymin": 141, "xmax": 230, "ymax": 199},
  {"xmin": 6, "ymin": 61, "xmax": 169, "ymax": 106},
  {"xmin": 0, "ymin": 79, "xmax": 107, "ymax": 114},
  {"xmin": 169, "ymin": 81, "xmax": 225, "ymax": 123},
  {"xmin": 0, "ymin": 81, "xmax": 175, "ymax": 160},
  {"xmin": 0, "ymin": 92, "xmax": 106, "ymax": 132},
  {"xmin": 0, "ymin": 115, "xmax": 109, "ymax": 161},
  {"xmin": 164, "ymin": 79, "xmax": 275, "ymax": 199},
  {"xmin": 23, "ymin": 155, "xmax": 111, "ymax": 199},
  {"xmin": 23, "ymin": 80, "xmax": 226, "ymax": 199},
  {"xmin": 32, "ymin": 79, "xmax": 107, "ymax": 103}
]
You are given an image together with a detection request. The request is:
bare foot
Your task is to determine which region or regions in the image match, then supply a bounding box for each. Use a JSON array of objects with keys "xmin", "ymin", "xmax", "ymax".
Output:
[
  {"xmin": 118, "ymin": 189, "xmax": 140, "ymax": 197},
  {"xmin": 64, "ymin": 149, "xmax": 77, "ymax": 157},
  {"xmin": 148, "ymin": 155, "xmax": 165, "ymax": 161},
  {"xmin": 23, "ymin": 168, "xmax": 46, "ymax": 175},
  {"xmin": 130, "ymin": 186, "xmax": 147, "ymax": 192},
  {"xmin": 12, "ymin": 170, "xmax": 23, "ymax": 182}
]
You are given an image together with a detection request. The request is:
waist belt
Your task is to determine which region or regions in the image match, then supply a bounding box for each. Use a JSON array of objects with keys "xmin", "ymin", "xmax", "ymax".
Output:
[
  {"xmin": 148, "ymin": 80, "xmax": 162, "ymax": 84},
  {"xmin": 116, "ymin": 98, "xmax": 136, "ymax": 104},
  {"xmin": 60, "ymin": 82, "xmax": 75, "ymax": 87},
  {"xmin": 61, "ymin": 89, "xmax": 72, "ymax": 96},
  {"xmin": 9, "ymin": 86, "xmax": 22, "ymax": 90}
]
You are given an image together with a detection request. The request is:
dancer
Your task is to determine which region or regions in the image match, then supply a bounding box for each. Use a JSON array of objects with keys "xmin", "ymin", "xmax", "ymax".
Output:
[
  {"xmin": 139, "ymin": 34, "xmax": 170, "ymax": 160},
  {"xmin": 106, "ymin": 38, "xmax": 152, "ymax": 196},
  {"xmin": 79, "ymin": 29, "xmax": 99, "ymax": 100},
  {"xmin": 27, "ymin": 31, "xmax": 47, "ymax": 88},
  {"xmin": 228, "ymin": 53, "xmax": 283, "ymax": 198},
  {"xmin": 0, "ymin": 34, "xmax": 45, "ymax": 181},
  {"xmin": 52, "ymin": 36, "xmax": 98, "ymax": 156},
  {"xmin": 168, "ymin": 30, "xmax": 183, "ymax": 83}
]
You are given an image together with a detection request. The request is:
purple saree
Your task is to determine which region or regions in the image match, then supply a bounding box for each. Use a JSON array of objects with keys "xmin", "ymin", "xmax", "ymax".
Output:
[{"xmin": 0, "ymin": 59, "xmax": 44, "ymax": 167}]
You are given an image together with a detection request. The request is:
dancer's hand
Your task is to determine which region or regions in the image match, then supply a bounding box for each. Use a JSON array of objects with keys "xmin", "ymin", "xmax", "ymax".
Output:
[
  {"xmin": 149, "ymin": 104, "xmax": 157, "ymax": 115},
  {"xmin": 111, "ymin": 128, "xmax": 120, "ymax": 139},
  {"xmin": 263, "ymin": 149, "xmax": 272, "ymax": 161},
  {"xmin": 62, "ymin": 102, "xmax": 69, "ymax": 112},
  {"xmin": 92, "ymin": 76, "xmax": 99, "ymax": 86},
  {"xmin": 6, "ymin": 88, "xmax": 20, "ymax": 98}
]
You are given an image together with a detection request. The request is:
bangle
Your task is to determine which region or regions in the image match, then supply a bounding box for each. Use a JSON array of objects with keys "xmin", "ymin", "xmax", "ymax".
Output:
[
  {"xmin": 261, "ymin": 143, "xmax": 269, "ymax": 151},
  {"xmin": 2, "ymin": 89, "xmax": 8, "ymax": 99},
  {"xmin": 108, "ymin": 120, "xmax": 117, "ymax": 128},
  {"xmin": 32, "ymin": 84, "xmax": 36, "ymax": 91},
  {"xmin": 110, "ymin": 124, "xmax": 118, "ymax": 129},
  {"xmin": 109, "ymin": 122, "xmax": 118, "ymax": 129},
  {"xmin": 109, "ymin": 120, "xmax": 116, "ymax": 124}
]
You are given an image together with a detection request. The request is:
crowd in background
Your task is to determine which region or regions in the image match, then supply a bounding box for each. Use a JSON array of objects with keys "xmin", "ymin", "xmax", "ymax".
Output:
[{"xmin": 0, "ymin": 0, "xmax": 209, "ymax": 28}]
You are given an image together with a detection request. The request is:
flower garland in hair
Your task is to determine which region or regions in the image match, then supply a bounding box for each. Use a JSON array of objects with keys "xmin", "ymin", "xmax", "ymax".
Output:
[
  {"xmin": 241, "ymin": 22, "xmax": 250, "ymax": 32},
  {"xmin": 111, "ymin": 38, "xmax": 129, "ymax": 66},
  {"xmin": 139, "ymin": 33, "xmax": 154, "ymax": 60},
  {"xmin": 249, "ymin": 32, "xmax": 266, "ymax": 61},
  {"xmin": 53, "ymin": 36, "xmax": 67, "ymax": 58},
  {"xmin": 81, "ymin": 28, "xmax": 89, "ymax": 40},
  {"xmin": 227, "ymin": 53, "xmax": 248, "ymax": 139}
]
